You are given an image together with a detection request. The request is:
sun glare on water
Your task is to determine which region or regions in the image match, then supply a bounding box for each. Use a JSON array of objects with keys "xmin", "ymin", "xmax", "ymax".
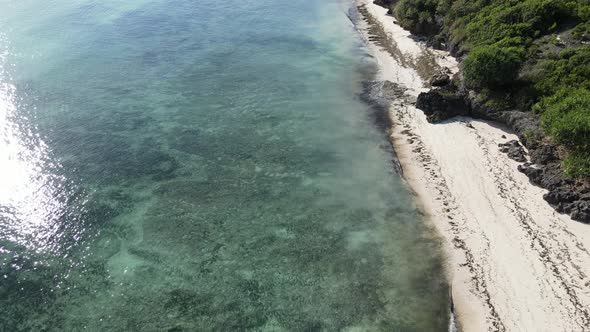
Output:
[{"xmin": 0, "ymin": 40, "xmax": 78, "ymax": 255}]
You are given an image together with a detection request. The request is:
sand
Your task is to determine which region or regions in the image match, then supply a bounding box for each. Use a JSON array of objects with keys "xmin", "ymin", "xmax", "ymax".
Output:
[{"xmin": 355, "ymin": 1, "xmax": 590, "ymax": 331}]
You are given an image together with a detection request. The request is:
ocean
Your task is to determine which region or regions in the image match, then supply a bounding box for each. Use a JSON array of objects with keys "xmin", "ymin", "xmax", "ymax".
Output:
[{"xmin": 0, "ymin": 0, "xmax": 448, "ymax": 330}]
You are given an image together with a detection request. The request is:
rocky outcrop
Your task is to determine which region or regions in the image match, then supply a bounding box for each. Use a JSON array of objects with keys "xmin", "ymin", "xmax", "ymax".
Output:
[
  {"xmin": 517, "ymin": 156, "xmax": 590, "ymax": 223},
  {"xmin": 499, "ymin": 140, "xmax": 527, "ymax": 163},
  {"xmin": 529, "ymin": 144, "xmax": 558, "ymax": 164},
  {"xmin": 429, "ymin": 69, "xmax": 451, "ymax": 87},
  {"xmin": 415, "ymin": 88, "xmax": 470, "ymax": 123}
]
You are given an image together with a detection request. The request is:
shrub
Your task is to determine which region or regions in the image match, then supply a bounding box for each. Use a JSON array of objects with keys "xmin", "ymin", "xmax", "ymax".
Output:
[
  {"xmin": 463, "ymin": 46, "xmax": 523, "ymax": 88},
  {"xmin": 534, "ymin": 46, "xmax": 590, "ymax": 95},
  {"xmin": 393, "ymin": 0, "xmax": 441, "ymax": 35},
  {"xmin": 534, "ymin": 88, "xmax": 590, "ymax": 177},
  {"xmin": 523, "ymin": 129, "xmax": 535, "ymax": 141},
  {"xmin": 564, "ymin": 151, "xmax": 590, "ymax": 178},
  {"xmin": 536, "ymin": 88, "xmax": 590, "ymax": 150},
  {"xmin": 571, "ymin": 22, "xmax": 589, "ymax": 41},
  {"xmin": 579, "ymin": 1, "xmax": 590, "ymax": 21}
]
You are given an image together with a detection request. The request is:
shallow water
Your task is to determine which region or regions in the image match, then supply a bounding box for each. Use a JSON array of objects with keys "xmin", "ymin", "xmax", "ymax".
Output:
[{"xmin": 0, "ymin": 0, "xmax": 448, "ymax": 330}]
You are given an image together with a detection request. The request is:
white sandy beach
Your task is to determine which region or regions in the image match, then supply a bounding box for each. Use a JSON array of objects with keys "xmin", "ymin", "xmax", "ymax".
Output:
[{"xmin": 356, "ymin": 1, "xmax": 590, "ymax": 331}]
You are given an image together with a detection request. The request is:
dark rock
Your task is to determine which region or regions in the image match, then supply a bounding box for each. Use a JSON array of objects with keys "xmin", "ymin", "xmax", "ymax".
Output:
[
  {"xmin": 569, "ymin": 201, "xmax": 590, "ymax": 223},
  {"xmin": 539, "ymin": 165, "xmax": 566, "ymax": 191},
  {"xmin": 373, "ymin": 0, "xmax": 397, "ymax": 8},
  {"xmin": 543, "ymin": 190, "xmax": 579, "ymax": 205},
  {"xmin": 372, "ymin": 0, "xmax": 397, "ymax": 14},
  {"xmin": 447, "ymin": 39, "xmax": 464, "ymax": 57},
  {"xmin": 556, "ymin": 202, "xmax": 572, "ymax": 214},
  {"xmin": 427, "ymin": 37, "xmax": 443, "ymax": 50},
  {"xmin": 529, "ymin": 144, "xmax": 558, "ymax": 164},
  {"xmin": 500, "ymin": 111, "xmax": 542, "ymax": 147},
  {"xmin": 416, "ymin": 89, "xmax": 470, "ymax": 123},
  {"xmin": 518, "ymin": 163, "xmax": 544, "ymax": 186},
  {"xmin": 498, "ymin": 140, "xmax": 527, "ymax": 162},
  {"xmin": 578, "ymin": 184, "xmax": 590, "ymax": 196},
  {"xmin": 430, "ymin": 71, "xmax": 451, "ymax": 87},
  {"xmin": 467, "ymin": 94, "xmax": 504, "ymax": 122}
]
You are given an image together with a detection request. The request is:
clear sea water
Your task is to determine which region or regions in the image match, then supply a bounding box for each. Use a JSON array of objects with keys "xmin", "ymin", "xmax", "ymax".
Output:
[{"xmin": 0, "ymin": 0, "xmax": 448, "ymax": 330}]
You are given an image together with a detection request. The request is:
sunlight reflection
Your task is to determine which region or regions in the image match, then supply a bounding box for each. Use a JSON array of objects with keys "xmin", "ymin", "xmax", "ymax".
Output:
[{"xmin": 0, "ymin": 38, "xmax": 72, "ymax": 254}]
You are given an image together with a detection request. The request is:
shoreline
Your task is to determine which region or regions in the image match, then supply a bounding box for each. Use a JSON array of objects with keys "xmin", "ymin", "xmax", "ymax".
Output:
[{"xmin": 355, "ymin": 1, "xmax": 590, "ymax": 331}]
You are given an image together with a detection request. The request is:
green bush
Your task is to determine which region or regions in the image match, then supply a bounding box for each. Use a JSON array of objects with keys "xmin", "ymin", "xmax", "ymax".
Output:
[
  {"xmin": 392, "ymin": 0, "xmax": 581, "ymax": 50},
  {"xmin": 411, "ymin": 0, "xmax": 576, "ymax": 49},
  {"xmin": 534, "ymin": 46, "xmax": 590, "ymax": 95},
  {"xmin": 534, "ymin": 88, "xmax": 590, "ymax": 177},
  {"xmin": 393, "ymin": 0, "xmax": 441, "ymax": 35},
  {"xmin": 536, "ymin": 88, "xmax": 590, "ymax": 150},
  {"xmin": 564, "ymin": 151, "xmax": 590, "ymax": 178},
  {"xmin": 579, "ymin": 1, "xmax": 590, "ymax": 20},
  {"xmin": 571, "ymin": 22, "xmax": 589, "ymax": 41},
  {"xmin": 463, "ymin": 46, "xmax": 523, "ymax": 88}
]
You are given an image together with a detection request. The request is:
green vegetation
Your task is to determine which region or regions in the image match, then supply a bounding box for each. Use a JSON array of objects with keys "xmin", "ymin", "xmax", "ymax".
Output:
[
  {"xmin": 393, "ymin": 0, "xmax": 441, "ymax": 35},
  {"xmin": 535, "ymin": 89, "xmax": 590, "ymax": 149},
  {"xmin": 523, "ymin": 129, "xmax": 536, "ymax": 144},
  {"xmin": 460, "ymin": 1, "xmax": 574, "ymax": 48},
  {"xmin": 390, "ymin": 0, "xmax": 583, "ymax": 51},
  {"xmin": 563, "ymin": 152, "xmax": 590, "ymax": 178},
  {"xmin": 386, "ymin": 0, "xmax": 590, "ymax": 177},
  {"xmin": 463, "ymin": 46, "xmax": 523, "ymax": 88},
  {"xmin": 535, "ymin": 89, "xmax": 590, "ymax": 176},
  {"xmin": 534, "ymin": 47, "xmax": 590, "ymax": 95}
]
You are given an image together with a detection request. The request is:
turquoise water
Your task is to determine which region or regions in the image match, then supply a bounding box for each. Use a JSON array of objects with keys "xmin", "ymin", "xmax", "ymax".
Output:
[{"xmin": 0, "ymin": 0, "xmax": 448, "ymax": 330}]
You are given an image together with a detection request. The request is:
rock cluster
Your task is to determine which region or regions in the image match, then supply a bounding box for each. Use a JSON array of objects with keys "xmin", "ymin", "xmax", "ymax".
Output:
[
  {"xmin": 429, "ymin": 68, "xmax": 451, "ymax": 87},
  {"xmin": 415, "ymin": 88, "xmax": 470, "ymax": 123},
  {"xmin": 518, "ymin": 146, "xmax": 590, "ymax": 222},
  {"xmin": 498, "ymin": 140, "xmax": 527, "ymax": 162}
]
